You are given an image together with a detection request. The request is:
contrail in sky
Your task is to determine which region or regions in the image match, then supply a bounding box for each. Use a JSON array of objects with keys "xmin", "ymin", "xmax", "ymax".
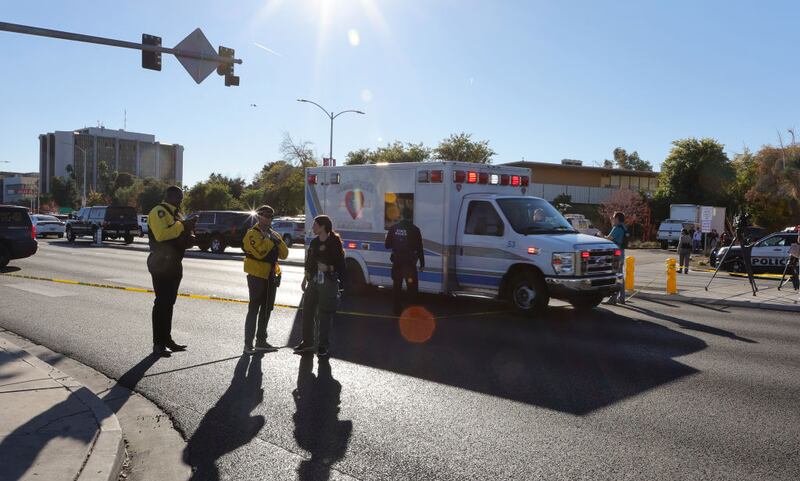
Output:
[{"xmin": 253, "ymin": 42, "xmax": 282, "ymax": 57}]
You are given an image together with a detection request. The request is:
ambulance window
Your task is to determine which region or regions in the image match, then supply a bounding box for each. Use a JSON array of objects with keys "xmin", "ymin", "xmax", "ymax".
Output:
[
  {"xmin": 465, "ymin": 201, "xmax": 504, "ymax": 237},
  {"xmin": 384, "ymin": 193, "xmax": 414, "ymax": 230}
]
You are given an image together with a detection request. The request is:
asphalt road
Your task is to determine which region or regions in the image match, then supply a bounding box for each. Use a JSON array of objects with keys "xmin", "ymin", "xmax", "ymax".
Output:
[{"xmin": 1, "ymin": 238, "xmax": 799, "ymax": 480}]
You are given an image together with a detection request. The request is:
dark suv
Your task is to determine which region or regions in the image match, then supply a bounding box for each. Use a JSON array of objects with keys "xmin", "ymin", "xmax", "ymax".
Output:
[
  {"xmin": 66, "ymin": 206, "xmax": 139, "ymax": 244},
  {"xmin": 0, "ymin": 205, "xmax": 37, "ymax": 267},
  {"xmin": 192, "ymin": 210, "xmax": 257, "ymax": 253}
]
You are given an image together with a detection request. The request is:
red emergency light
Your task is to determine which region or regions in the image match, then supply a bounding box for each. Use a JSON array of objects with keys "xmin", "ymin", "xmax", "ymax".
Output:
[
  {"xmin": 510, "ymin": 175, "xmax": 521, "ymax": 186},
  {"xmin": 614, "ymin": 249, "xmax": 622, "ymax": 256},
  {"xmin": 581, "ymin": 251, "xmax": 590, "ymax": 259},
  {"xmin": 467, "ymin": 171, "xmax": 478, "ymax": 184},
  {"xmin": 347, "ymin": 242, "xmax": 357, "ymax": 249},
  {"xmin": 430, "ymin": 170, "xmax": 443, "ymax": 183},
  {"xmin": 521, "ymin": 176, "xmax": 529, "ymax": 186},
  {"xmin": 307, "ymin": 174, "xmax": 317, "ymax": 185},
  {"xmin": 454, "ymin": 170, "xmax": 466, "ymax": 183},
  {"xmin": 478, "ymin": 172, "xmax": 489, "ymax": 184},
  {"xmin": 500, "ymin": 174, "xmax": 509, "ymax": 185}
]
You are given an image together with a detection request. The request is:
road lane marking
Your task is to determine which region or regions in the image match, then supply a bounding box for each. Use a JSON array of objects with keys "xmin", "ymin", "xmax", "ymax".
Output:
[{"xmin": 0, "ymin": 272, "xmax": 508, "ymax": 320}]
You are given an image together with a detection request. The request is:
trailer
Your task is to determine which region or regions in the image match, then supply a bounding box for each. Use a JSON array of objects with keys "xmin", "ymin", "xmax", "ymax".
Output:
[{"xmin": 304, "ymin": 162, "xmax": 622, "ymax": 314}]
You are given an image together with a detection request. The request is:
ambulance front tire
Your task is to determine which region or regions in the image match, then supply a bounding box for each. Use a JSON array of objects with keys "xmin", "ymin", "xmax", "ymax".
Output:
[
  {"xmin": 508, "ymin": 271, "xmax": 549, "ymax": 316},
  {"xmin": 344, "ymin": 259, "xmax": 367, "ymax": 296}
]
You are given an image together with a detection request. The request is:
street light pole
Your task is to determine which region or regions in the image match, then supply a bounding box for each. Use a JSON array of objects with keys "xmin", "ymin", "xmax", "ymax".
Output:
[
  {"xmin": 72, "ymin": 136, "xmax": 89, "ymax": 208},
  {"xmin": 297, "ymin": 99, "xmax": 364, "ymax": 165}
]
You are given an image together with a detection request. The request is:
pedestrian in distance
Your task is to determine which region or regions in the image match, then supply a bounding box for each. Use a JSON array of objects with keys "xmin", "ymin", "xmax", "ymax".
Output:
[
  {"xmin": 147, "ymin": 186, "xmax": 196, "ymax": 357},
  {"xmin": 693, "ymin": 229, "xmax": 702, "ymax": 253},
  {"xmin": 384, "ymin": 208, "xmax": 425, "ymax": 315},
  {"xmin": 709, "ymin": 229, "xmax": 719, "ymax": 252},
  {"xmin": 295, "ymin": 215, "xmax": 345, "ymax": 357},
  {"xmin": 604, "ymin": 211, "xmax": 628, "ymax": 305},
  {"xmin": 677, "ymin": 228, "xmax": 693, "ymax": 274},
  {"xmin": 242, "ymin": 205, "xmax": 288, "ymax": 355}
]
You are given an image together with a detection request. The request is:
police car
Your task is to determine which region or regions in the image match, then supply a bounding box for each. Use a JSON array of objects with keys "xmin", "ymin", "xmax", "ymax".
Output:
[{"xmin": 711, "ymin": 231, "xmax": 798, "ymax": 272}]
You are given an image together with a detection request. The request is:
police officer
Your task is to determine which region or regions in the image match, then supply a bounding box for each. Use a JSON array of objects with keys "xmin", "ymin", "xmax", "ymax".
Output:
[
  {"xmin": 241, "ymin": 205, "xmax": 288, "ymax": 354},
  {"xmin": 384, "ymin": 208, "xmax": 425, "ymax": 315},
  {"xmin": 147, "ymin": 186, "xmax": 196, "ymax": 357}
]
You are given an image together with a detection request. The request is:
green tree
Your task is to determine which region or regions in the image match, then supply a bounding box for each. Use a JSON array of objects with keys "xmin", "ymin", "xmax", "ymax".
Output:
[
  {"xmin": 112, "ymin": 178, "xmax": 144, "ymax": 208},
  {"xmin": 138, "ymin": 178, "xmax": 171, "ymax": 214},
  {"xmin": 744, "ymin": 144, "xmax": 800, "ymax": 230},
  {"xmin": 184, "ymin": 182, "xmax": 238, "ymax": 212},
  {"xmin": 433, "ymin": 132, "xmax": 495, "ymax": 164},
  {"xmin": 345, "ymin": 148, "xmax": 371, "ymax": 165},
  {"xmin": 113, "ymin": 172, "xmax": 136, "ymax": 191},
  {"xmin": 655, "ymin": 138, "xmax": 734, "ymax": 206},
  {"xmin": 49, "ymin": 176, "xmax": 80, "ymax": 210},
  {"xmin": 86, "ymin": 190, "xmax": 107, "ymax": 206},
  {"xmin": 345, "ymin": 142, "xmax": 430, "ymax": 165},
  {"xmin": 609, "ymin": 147, "xmax": 653, "ymax": 171},
  {"xmin": 208, "ymin": 173, "xmax": 246, "ymax": 199}
]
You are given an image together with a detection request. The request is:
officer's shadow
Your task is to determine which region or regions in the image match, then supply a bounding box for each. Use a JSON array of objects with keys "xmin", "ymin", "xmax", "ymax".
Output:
[
  {"xmin": 293, "ymin": 355, "xmax": 353, "ymax": 481},
  {"xmin": 184, "ymin": 354, "xmax": 265, "ymax": 481}
]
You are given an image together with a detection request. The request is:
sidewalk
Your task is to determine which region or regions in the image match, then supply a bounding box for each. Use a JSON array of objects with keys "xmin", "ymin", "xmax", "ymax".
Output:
[
  {"xmin": 627, "ymin": 253, "xmax": 800, "ymax": 312},
  {"xmin": 0, "ymin": 336, "xmax": 123, "ymax": 481}
]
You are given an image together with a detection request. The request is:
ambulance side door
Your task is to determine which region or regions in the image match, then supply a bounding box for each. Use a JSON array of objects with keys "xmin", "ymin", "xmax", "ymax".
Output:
[{"xmin": 454, "ymin": 199, "xmax": 507, "ymax": 294}]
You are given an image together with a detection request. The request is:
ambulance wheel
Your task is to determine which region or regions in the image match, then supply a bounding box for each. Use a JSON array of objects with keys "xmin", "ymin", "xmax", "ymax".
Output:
[
  {"xmin": 508, "ymin": 271, "xmax": 549, "ymax": 315},
  {"xmin": 344, "ymin": 259, "xmax": 367, "ymax": 296}
]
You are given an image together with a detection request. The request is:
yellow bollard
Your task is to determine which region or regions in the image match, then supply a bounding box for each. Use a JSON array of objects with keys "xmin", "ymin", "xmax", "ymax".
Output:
[
  {"xmin": 625, "ymin": 256, "xmax": 635, "ymax": 292},
  {"xmin": 666, "ymin": 258, "xmax": 678, "ymax": 294}
]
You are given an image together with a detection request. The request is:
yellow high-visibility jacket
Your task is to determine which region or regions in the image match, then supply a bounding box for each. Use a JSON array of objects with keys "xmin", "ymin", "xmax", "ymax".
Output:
[
  {"xmin": 147, "ymin": 202, "xmax": 184, "ymax": 242},
  {"xmin": 242, "ymin": 225, "xmax": 288, "ymax": 279}
]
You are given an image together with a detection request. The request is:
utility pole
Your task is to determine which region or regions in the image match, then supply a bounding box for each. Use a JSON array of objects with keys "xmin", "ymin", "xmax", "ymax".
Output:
[
  {"xmin": 0, "ymin": 21, "xmax": 242, "ymax": 86},
  {"xmin": 296, "ymin": 99, "xmax": 365, "ymax": 166}
]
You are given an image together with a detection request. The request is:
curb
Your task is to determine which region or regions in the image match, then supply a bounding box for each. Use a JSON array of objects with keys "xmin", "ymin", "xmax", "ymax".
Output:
[
  {"xmin": 633, "ymin": 290, "xmax": 800, "ymax": 313},
  {"xmin": 0, "ymin": 337, "xmax": 124, "ymax": 481}
]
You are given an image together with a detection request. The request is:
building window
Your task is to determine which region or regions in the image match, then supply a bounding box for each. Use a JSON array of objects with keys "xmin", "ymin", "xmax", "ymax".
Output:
[
  {"xmin": 139, "ymin": 143, "xmax": 157, "ymax": 178},
  {"xmin": 619, "ymin": 176, "xmax": 630, "ymax": 189},
  {"xmin": 119, "ymin": 140, "xmax": 137, "ymax": 175},
  {"xmin": 629, "ymin": 176, "xmax": 639, "ymax": 189},
  {"xmin": 97, "ymin": 137, "xmax": 116, "ymax": 174},
  {"xmin": 159, "ymin": 144, "xmax": 175, "ymax": 182},
  {"xmin": 650, "ymin": 178, "xmax": 659, "ymax": 191},
  {"xmin": 609, "ymin": 175, "xmax": 620, "ymax": 187}
]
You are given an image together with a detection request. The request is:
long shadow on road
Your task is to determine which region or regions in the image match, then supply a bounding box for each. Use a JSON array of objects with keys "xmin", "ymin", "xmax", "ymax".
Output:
[
  {"xmin": 290, "ymin": 292, "xmax": 709, "ymax": 415},
  {"xmin": 183, "ymin": 354, "xmax": 266, "ymax": 481}
]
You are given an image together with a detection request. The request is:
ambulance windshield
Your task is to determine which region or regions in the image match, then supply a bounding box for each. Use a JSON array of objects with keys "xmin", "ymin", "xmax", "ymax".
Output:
[{"xmin": 496, "ymin": 198, "xmax": 577, "ymax": 235}]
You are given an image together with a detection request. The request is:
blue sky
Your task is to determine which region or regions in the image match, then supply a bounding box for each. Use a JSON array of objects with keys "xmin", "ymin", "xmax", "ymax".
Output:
[{"xmin": 1, "ymin": 1, "xmax": 798, "ymax": 186}]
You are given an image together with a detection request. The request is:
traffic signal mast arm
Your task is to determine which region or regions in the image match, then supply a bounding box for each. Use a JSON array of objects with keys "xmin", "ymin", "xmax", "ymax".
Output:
[{"xmin": 0, "ymin": 21, "xmax": 241, "ymax": 84}]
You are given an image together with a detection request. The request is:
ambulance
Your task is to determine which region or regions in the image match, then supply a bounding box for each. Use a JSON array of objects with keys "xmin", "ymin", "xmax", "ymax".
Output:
[{"xmin": 304, "ymin": 162, "xmax": 622, "ymax": 315}]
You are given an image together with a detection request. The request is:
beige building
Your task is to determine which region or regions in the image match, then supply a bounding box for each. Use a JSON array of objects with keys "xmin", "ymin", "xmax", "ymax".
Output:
[{"xmin": 504, "ymin": 160, "xmax": 660, "ymax": 205}]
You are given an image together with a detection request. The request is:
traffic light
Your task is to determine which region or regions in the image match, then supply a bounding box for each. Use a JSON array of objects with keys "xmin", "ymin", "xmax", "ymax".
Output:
[
  {"xmin": 141, "ymin": 34, "xmax": 162, "ymax": 71},
  {"xmin": 217, "ymin": 46, "xmax": 234, "ymax": 76}
]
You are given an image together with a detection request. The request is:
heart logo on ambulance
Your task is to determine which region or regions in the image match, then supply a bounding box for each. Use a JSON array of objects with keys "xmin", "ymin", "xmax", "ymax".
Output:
[{"xmin": 345, "ymin": 190, "xmax": 365, "ymax": 220}]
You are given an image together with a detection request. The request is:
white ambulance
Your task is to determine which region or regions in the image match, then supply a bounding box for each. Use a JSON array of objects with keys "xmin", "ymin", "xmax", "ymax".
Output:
[{"xmin": 304, "ymin": 162, "xmax": 622, "ymax": 315}]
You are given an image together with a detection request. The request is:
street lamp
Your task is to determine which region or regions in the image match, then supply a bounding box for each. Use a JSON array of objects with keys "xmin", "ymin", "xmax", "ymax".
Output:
[{"xmin": 297, "ymin": 98, "xmax": 364, "ymax": 166}]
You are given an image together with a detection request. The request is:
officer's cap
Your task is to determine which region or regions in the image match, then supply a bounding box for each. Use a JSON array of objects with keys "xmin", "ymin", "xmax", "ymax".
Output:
[{"xmin": 256, "ymin": 205, "xmax": 275, "ymax": 217}]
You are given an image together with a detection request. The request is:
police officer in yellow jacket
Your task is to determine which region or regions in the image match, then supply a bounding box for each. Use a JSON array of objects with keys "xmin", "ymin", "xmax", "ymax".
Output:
[
  {"xmin": 242, "ymin": 205, "xmax": 289, "ymax": 354},
  {"xmin": 147, "ymin": 186, "xmax": 196, "ymax": 357}
]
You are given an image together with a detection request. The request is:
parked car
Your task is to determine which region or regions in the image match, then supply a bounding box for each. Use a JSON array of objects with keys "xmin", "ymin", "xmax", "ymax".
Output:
[
  {"xmin": 657, "ymin": 219, "xmax": 695, "ymax": 249},
  {"xmin": 710, "ymin": 231, "xmax": 797, "ymax": 272},
  {"xmin": 0, "ymin": 205, "xmax": 37, "ymax": 267},
  {"xmin": 138, "ymin": 215, "xmax": 149, "ymax": 237},
  {"xmin": 271, "ymin": 218, "xmax": 305, "ymax": 247},
  {"xmin": 30, "ymin": 214, "xmax": 66, "ymax": 238},
  {"xmin": 65, "ymin": 206, "xmax": 139, "ymax": 244},
  {"xmin": 193, "ymin": 210, "xmax": 258, "ymax": 253}
]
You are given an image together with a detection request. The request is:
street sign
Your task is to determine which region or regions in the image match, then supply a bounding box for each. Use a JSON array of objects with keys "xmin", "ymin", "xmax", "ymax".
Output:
[
  {"xmin": 701, "ymin": 206, "xmax": 713, "ymax": 222},
  {"xmin": 174, "ymin": 29, "xmax": 218, "ymax": 84},
  {"xmin": 701, "ymin": 220, "xmax": 712, "ymax": 233}
]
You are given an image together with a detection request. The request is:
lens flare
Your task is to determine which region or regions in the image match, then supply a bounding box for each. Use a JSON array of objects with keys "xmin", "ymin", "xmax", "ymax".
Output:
[{"xmin": 398, "ymin": 306, "xmax": 436, "ymax": 343}]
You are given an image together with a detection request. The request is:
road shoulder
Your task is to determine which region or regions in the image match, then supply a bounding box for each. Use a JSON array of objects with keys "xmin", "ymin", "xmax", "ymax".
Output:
[{"xmin": 0, "ymin": 329, "xmax": 191, "ymax": 481}]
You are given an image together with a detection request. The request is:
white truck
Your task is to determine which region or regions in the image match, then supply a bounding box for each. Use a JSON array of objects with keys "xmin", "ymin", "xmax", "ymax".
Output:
[{"xmin": 304, "ymin": 162, "xmax": 622, "ymax": 314}]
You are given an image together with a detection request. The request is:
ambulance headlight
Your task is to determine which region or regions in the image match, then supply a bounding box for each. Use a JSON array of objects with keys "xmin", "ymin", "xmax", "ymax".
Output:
[{"xmin": 552, "ymin": 253, "xmax": 575, "ymax": 275}]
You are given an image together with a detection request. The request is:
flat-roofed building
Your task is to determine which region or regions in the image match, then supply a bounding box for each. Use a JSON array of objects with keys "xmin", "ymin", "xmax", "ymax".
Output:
[
  {"xmin": 503, "ymin": 159, "xmax": 660, "ymax": 205},
  {"xmin": 37, "ymin": 127, "xmax": 183, "ymax": 195}
]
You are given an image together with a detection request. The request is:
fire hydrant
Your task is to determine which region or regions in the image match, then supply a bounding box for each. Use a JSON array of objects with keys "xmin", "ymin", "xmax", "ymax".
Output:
[
  {"xmin": 666, "ymin": 258, "xmax": 678, "ymax": 294},
  {"xmin": 625, "ymin": 256, "xmax": 635, "ymax": 292}
]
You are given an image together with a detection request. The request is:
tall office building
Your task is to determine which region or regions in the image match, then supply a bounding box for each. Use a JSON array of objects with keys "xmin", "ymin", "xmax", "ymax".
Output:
[{"xmin": 38, "ymin": 127, "xmax": 183, "ymax": 195}]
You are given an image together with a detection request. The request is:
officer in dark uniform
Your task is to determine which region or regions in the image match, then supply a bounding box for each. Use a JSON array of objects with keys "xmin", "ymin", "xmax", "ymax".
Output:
[
  {"xmin": 384, "ymin": 209, "xmax": 425, "ymax": 315},
  {"xmin": 147, "ymin": 186, "xmax": 196, "ymax": 357}
]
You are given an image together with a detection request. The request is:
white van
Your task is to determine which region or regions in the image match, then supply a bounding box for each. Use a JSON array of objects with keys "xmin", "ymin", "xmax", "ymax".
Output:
[
  {"xmin": 656, "ymin": 219, "xmax": 694, "ymax": 249},
  {"xmin": 304, "ymin": 162, "xmax": 622, "ymax": 315}
]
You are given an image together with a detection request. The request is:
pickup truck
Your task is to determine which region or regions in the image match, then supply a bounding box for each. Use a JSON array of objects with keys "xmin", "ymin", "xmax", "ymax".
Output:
[{"xmin": 66, "ymin": 206, "xmax": 139, "ymax": 244}]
